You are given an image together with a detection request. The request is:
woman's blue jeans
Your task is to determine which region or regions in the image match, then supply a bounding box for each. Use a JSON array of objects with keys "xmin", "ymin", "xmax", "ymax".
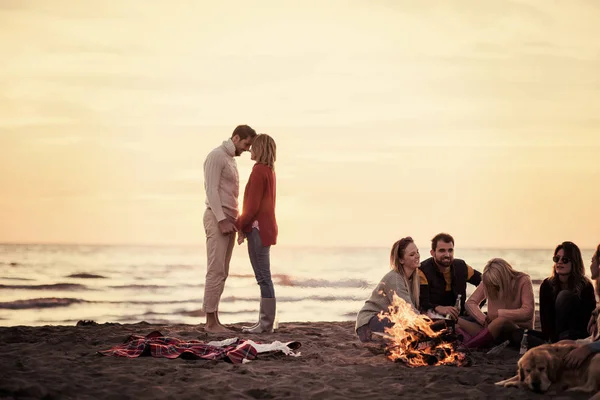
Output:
[{"xmin": 247, "ymin": 228, "xmax": 275, "ymax": 298}]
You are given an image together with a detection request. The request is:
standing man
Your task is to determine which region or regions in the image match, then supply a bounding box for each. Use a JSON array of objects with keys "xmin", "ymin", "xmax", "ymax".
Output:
[
  {"xmin": 418, "ymin": 233, "xmax": 482, "ymax": 319},
  {"xmin": 203, "ymin": 125, "xmax": 256, "ymax": 332}
]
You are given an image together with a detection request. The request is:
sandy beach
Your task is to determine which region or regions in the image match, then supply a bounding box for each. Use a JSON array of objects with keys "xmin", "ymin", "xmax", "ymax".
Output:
[{"xmin": 0, "ymin": 311, "xmax": 593, "ymax": 400}]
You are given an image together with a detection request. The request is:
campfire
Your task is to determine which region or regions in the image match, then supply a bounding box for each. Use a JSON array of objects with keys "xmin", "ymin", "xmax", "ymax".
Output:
[{"xmin": 378, "ymin": 294, "xmax": 470, "ymax": 368}]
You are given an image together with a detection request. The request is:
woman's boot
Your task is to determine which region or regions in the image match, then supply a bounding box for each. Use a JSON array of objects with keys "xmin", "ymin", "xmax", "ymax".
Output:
[
  {"xmin": 463, "ymin": 328, "xmax": 494, "ymax": 349},
  {"xmin": 243, "ymin": 298, "xmax": 276, "ymax": 333},
  {"xmin": 242, "ymin": 306, "xmax": 261, "ymax": 330}
]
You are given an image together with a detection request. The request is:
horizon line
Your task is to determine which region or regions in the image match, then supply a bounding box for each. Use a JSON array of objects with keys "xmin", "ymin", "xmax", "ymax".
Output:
[{"xmin": 0, "ymin": 240, "xmax": 578, "ymax": 251}]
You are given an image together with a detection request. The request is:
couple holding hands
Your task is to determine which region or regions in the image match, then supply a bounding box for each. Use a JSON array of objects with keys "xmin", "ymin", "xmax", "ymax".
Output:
[{"xmin": 202, "ymin": 125, "xmax": 278, "ymax": 334}]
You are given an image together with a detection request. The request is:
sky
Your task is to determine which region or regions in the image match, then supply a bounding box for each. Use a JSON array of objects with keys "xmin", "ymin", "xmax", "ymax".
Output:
[{"xmin": 0, "ymin": 0, "xmax": 599, "ymax": 249}]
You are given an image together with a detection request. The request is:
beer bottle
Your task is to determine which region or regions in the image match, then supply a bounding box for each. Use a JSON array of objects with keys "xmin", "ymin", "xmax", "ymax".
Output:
[
  {"xmin": 446, "ymin": 294, "xmax": 462, "ymax": 319},
  {"xmin": 455, "ymin": 294, "xmax": 462, "ymax": 315},
  {"xmin": 519, "ymin": 329, "xmax": 529, "ymax": 355}
]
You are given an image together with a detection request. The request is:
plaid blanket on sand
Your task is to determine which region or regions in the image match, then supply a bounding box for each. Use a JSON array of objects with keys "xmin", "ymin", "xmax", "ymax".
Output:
[{"xmin": 98, "ymin": 331, "xmax": 299, "ymax": 364}]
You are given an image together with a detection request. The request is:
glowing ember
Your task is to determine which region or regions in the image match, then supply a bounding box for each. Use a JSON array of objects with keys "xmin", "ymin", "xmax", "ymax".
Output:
[{"xmin": 380, "ymin": 293, "xmax": 469, "ymax": 368}]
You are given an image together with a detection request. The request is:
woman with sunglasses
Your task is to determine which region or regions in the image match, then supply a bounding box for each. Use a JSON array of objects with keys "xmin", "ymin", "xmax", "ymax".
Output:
[{"xmin": 539, "ymin": 241, "xmax": 597, "ymax": 342}]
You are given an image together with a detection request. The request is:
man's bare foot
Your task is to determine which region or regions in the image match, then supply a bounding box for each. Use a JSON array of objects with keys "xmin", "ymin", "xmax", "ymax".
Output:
[{"xmin": 204, "ymin": 324, "xmax": 232, "ymax": 333}]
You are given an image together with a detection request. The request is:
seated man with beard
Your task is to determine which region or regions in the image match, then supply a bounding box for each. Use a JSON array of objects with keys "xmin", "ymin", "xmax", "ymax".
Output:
[{"xmin": 418, "ymin": 233, "xmax": 482, "ymax": 319}]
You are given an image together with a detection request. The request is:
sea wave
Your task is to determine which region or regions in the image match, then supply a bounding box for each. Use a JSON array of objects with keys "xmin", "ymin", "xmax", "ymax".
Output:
[
  {"xmin": 0, "ymin": 277, "xmax": 34, "ymax": 281},
  {"xmin": 0, "ymin": 262, "xmax": 21, "ymax": 266},
  {"xmin": 278, "ymin": 277, "xmax": 369, "ymax": 288},
  {"xmin": 219, "ymin": 295, "xmax": 364, "ymax": 303},
  {"xmin": 66, "ymin": 273, "xmax": 107, "ymax": 279},
  {"xmin": 0, "ymin": 283, "xmax": 88, "ymax": 291},
  {"xmin": 108, "ymin": 284, "xmax": 200, "ymax": 290},
  {"xmin": 231, "ymin": 273, "xmax": 369, "ymax": 288},
  {"xmin": 108, "ymin": 284, "xmax": 172, "ymax": 290},
  {"xmin": 101, "ymin": 295, "xmax": 363, "ymax": 305},
  {"xmin": 0, "ymin": 297, "xmax": 86, "ymax": 309},
  {"xmin": 0, "ymin": 294, "xmax": 364, "ymax": 310},
  {"xmin": 104, "ymin": 299, "xmax": 197, "ymax": 305}
]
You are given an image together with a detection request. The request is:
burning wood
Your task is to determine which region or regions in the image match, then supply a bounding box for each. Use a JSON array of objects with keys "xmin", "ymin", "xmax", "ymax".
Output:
[{"xmin": 379, "ymin": 293, "xmax": 470, "ymax": 368}]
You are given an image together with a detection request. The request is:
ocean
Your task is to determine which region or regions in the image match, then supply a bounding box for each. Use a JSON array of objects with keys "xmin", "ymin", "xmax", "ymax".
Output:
[{"xmin": 0, "ymin": 244, "xmax": 596, "ymax": 327}]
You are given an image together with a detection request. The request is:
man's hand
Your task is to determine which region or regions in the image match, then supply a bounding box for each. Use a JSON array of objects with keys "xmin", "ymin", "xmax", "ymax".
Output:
[
  {"xmin": 564, "ymin": 345, "xmax": 593, "ymax": 369},
  {"xmin": 237, "ymin": 232, "xmax": 245, "ymax": 245},
  {"xmin": 435, "ymin": 305, "xmax": 459, "ymax": 320},
  {"xmin": 218, "ymin": 219, "xmax": 238, "ymax": 235}
]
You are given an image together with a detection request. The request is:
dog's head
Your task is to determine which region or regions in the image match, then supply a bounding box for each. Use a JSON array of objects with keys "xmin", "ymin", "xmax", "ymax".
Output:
[{"xmin": 517, "ymin": 347, "xmax": 561, "ymax": 393}]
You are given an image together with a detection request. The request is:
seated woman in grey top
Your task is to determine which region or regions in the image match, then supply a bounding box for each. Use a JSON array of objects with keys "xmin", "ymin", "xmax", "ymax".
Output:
[{"xmin": 355, "ymin": 236, "xmax": 421, "ymax": 342}]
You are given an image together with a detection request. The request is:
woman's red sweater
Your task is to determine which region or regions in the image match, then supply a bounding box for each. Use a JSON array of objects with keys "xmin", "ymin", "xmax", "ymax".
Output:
[{"xmin": 237, "ymin": 163, "xmax": 278, "ymax": 246}]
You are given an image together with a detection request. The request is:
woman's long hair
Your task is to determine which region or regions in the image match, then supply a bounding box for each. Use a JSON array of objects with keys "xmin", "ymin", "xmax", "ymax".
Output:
[
  {"xmin": 252, "ymin": 134, "xmax": 276, "ymax": 170},
  {"xmin": 482, "ymin": 258, "xmax": 527, "ymax": 301},
  {"xmin": 549, "ymin": 241, "xmax": 589, "ymax": 296},
  {"xmin": 390, "ymin": 237, "xmax": 420, "ymax": 309},
  {"xmin": 593, "ymin": 243, "xmax": 600, "ymax": 298}
]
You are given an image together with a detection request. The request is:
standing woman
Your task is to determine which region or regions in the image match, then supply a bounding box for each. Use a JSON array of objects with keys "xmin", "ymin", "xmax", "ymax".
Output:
[
  {"xmin": 237, "ymin": 134, "xmax": 278, "ymax": 333},
  {"xmin": 355, "ymin": 237, "xmax": 421, "ymax": 342},
  {"xmin": 539, "ymin": 241, "xmax": 597, "ymax": 342}
]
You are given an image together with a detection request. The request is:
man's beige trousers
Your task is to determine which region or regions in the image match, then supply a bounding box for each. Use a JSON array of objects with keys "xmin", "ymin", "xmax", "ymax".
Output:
[{"xmin": 202, "ymin": 208, "xmax": 235, "ymax": 313}]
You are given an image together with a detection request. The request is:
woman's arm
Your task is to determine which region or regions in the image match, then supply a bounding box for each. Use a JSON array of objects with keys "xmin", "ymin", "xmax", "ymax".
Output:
[
  {"xmin": 465, "ymin": 283, "xmax": 487, "ymax": 326},
  {"xmin": 539, "ymin": 279, "xmax": 555, "ymax": 341},
  {"xmin": 581, "ymin": 281, "xmax": 597, "ymax": 322},
  {"xmin": 388, "ymin": 273, "xmax": 419, "ymax": 314},
  {"xmin": 497, "ymin": 276, "xmax": 535, "ymax": 323},
  {"xmin": 236, "ymin": 166, "xmax": 265, "ymax": 231}
]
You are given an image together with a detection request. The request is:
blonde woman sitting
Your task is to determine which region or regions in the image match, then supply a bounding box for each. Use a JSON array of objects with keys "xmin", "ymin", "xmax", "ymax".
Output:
[
  {"xmin": 355, "ymin": 237, "xmax": 421, "ymax": 342},
  {"xmin": 458, "ymin": 258, "xmax": 535, "ymax": 349}
]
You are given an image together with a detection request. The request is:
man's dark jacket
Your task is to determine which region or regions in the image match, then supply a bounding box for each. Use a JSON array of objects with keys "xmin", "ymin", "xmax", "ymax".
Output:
[{"xmin": 419, "ymin": 257, "xmax": 482, "ymax": 314}]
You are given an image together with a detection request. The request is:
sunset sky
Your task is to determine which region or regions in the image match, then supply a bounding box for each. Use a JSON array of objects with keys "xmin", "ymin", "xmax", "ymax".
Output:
[{"xmin": 1, "ymin": 0, "xmax": 599, "ymax": 249}]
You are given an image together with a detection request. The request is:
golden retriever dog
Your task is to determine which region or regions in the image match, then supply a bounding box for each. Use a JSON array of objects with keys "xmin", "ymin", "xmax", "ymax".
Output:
[{"xmin": 495, "ymin": 342, "xmax": 600, "ymax": 398}]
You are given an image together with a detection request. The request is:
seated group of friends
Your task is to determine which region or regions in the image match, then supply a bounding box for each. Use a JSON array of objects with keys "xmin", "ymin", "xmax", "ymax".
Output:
[{"xmin": 356, "ymin": 233, "xmax": 600, "ymax": 367}]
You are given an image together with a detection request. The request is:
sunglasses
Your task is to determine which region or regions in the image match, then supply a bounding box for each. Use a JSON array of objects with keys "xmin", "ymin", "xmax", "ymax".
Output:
[{"xmin": 553, "ymin": 256, "xmax": 571, "ymax": 264}]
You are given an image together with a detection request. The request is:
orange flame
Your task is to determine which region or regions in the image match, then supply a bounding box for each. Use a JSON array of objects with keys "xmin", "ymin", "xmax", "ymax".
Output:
[{"xmin": 380, "ymin": 293, "xmax": 467, "ymax": 367}]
